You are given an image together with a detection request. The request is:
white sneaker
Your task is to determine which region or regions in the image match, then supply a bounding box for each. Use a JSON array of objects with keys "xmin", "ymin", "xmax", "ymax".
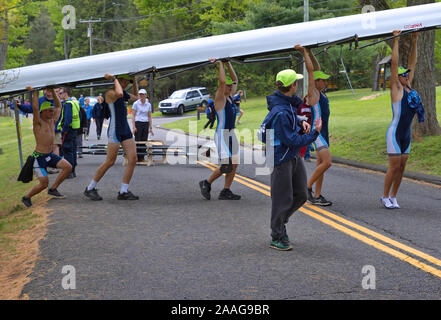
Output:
[
  {"xmin": 381, "ymin": 197, "xmax": 394, "ymax": 209},
  {"xmin": 389, "ymin": 197, "xmax": 400, "ymax": 209}
]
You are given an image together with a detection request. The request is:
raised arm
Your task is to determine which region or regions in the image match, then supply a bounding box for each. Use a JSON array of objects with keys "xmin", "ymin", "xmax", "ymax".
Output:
[
  {"xmin": 407, "ymin": 32, "xmax": 419, "ymax": 84},
  {"xmin": 210, "ymin": 58, "xmax": 227, "ymax": 111},
  {"xmin": 27, "ymin": 86, "xmax": 40, "ymax": 126},
  {"xmin": 308, "ymin": 49, "xmax": 320, "ymax": 71},
  {"xmin": 295, "ymin": 45, "xmax": 319, "ymax": 106},
  {"xmin": 104, "ymin": 73, "xmax": 123, "ymax": 104},
  {"xmin": 127, "ymin": 76, "xmax": 139, "ymax": 103},
  {"xmin": 390, "ymin": 30, "xmax": 402, "ymax": 96},
  {"xmin": 226, "ymin": 61, "xmax": 238, "ymax": 97},
  {"xmin": 50, "ymin": 88, "xmax": 62, "ymax": 121}
]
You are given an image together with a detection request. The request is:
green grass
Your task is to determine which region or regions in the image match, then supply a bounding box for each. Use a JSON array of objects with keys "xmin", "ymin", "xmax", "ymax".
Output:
[
  {"xmin": 0, "ymin": 116, "xmax": 46, "ymax": 254},
  {"xmin": 163, "ymin": 87, "xmax": 441, "ymax": 176}
]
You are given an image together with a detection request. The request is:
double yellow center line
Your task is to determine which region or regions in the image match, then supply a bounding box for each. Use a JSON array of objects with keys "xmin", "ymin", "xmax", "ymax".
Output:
[{"xmin": 198, "ymin": 160, "xmax": 441, "ymax": 279}]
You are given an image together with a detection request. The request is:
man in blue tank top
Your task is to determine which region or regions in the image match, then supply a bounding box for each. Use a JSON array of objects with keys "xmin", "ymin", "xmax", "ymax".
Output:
[
  {"xmin": 382, "ymin": 30, "xmax": 424, "ymax": 209},
  {"xmin": 84, "ymin": 73, "xmax": 140, "ymax": 201},
  {"xmin": 199, "ymin": 59, "xmax": 241, "ymax": 200}
]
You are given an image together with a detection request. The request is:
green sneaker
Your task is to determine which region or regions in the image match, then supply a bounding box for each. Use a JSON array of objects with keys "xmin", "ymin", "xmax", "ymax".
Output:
[
  {"xmin": 281, "ymin": 236, "xmax": 290, "ymax": 244},
  {"xmin": 270, "ymin": 240, "xmax": 293, "ymax": 251}
]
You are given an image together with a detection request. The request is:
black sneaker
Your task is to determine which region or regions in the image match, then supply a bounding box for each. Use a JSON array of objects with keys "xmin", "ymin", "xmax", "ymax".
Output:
[
  {"xmin": 312, "ymin": 195, "xmax": 332, "ymax": 206},
  {"xmin": 22, "ymin": 196, "xmax": 32, "ymax": 208},
  {"xmin": 84, "ymin": 187, "xmax": 103, "ymax": 201},
  {"xmin": 48, "ymin": 188, "xmax": 65, "ymax": 198},
  {"xmin": 218, "ymin": 188, "xmax": 241, "ymax": 200},
  {"xmin": 199, "ymin": 180, "xmax": 211, "ymax": 200},
  {"xmin": 117, "ymin": 190, "xmax": 139, "ymax": 200},
  {"xmin": 307, "ymin": 188, "xmax": 314, "ymax": 203},
  {"xmin": 67, "ymin": 172, "xmax": 76, "ymax": 179}
]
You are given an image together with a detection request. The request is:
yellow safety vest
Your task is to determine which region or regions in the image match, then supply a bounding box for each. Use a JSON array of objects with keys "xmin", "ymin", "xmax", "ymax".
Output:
[{"xmin": 58, "ymin": 99, "xmax": 80, "ymax": 130}]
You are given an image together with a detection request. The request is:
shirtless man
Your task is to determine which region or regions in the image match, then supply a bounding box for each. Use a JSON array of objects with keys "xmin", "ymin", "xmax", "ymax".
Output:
[{"xmin": 21, "ymin": 87, "xmax": 72, "ymax": 207}]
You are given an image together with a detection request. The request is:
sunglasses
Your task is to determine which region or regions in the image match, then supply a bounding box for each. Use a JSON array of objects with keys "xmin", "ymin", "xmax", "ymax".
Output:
[{"xmin": 399, "ymin": 73, "xmax": 409, "ymax": 77}]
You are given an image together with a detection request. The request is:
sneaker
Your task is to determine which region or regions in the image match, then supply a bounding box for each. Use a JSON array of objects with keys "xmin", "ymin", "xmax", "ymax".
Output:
[
  {"xmin": 67, "ymin": 172, "xmax": 76, "ymax": 179},
  {"xmin": 307, "ymin": 188, "xmax": 314, "ymax": 203},
  {"xmin": 389, "ymin": 197, "xmax": 400, "ymax": 209},
  {"xmin": 48, "ymin": 188, "xmax": 66, "ymax": 198},
  {"xmin": 199, "ymin": 180, "xmax": 211, "ymax": 200},
  {"xmin": 312, "ymin": 195, "xmax": 332, "ymax": 206},
  {"xmin": 218, "ymin": 188, "xmax": 241, "ymax": 200},
  {"xmin": 270, "ymin": 240, "xmax": 293, "ymax": 251},
  {"xmin": 21, "ymin": 196, "xmax": 32, "ymax": 208},
  {"xmin": 84, "ymin": 187, "xmax": 103, "ymax": 201},
  {"xmin": 381, "ymin": 197, "xmax": 394, "ymax": 209},
  {"xmin": 47, "ymin": 167, "xmax": 60, "ymax": 174},
  {"xmin": 117, "ymin": 190, "xmax": 139, "ymax": 200},
  {"xmin": 281, "ymin": 236, "xmax": 290, "ymax": 245}
]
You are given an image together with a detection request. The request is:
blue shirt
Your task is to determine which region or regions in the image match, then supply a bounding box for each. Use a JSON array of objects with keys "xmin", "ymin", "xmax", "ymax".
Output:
[
  {"xmin": 83, "ymin": 104, "xmax": 93, "ymax": 120},
  {"xmin": 206, "ymin": 98, "xmax": 214, "ymax": 115}
]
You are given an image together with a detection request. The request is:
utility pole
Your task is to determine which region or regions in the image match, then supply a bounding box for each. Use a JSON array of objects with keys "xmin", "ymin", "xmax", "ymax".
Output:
[
  {"xmin": 303, "ymin": 0, "xmax": 309, "ymax": 97},
  {"xmin": 79, "ymin": 17, "xmax": 102, "ymax": 96}
]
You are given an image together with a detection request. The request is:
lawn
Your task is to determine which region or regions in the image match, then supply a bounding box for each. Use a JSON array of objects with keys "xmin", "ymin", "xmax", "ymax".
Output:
[
  {"xmin": 0, "ymin": 116, "xmax": 48, "ymax": 255},
  {"xmin": 163, "ymin": 87, "xmax": 441, "ymax": 176}
]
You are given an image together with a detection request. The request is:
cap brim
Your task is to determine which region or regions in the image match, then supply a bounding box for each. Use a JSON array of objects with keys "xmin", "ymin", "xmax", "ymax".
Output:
[{"xmin": 296, "ymin": 74, "xmax": 304, "ymax": 80}]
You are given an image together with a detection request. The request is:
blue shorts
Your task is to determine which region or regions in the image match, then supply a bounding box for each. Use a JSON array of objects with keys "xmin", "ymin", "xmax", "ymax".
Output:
[
  {"xmin": 107, "ymin": 128, "xmax": 133, "ymax": 144},
  {"xmin": 312, "ymin": 133, "xmax": 329, "ymax": 151},
  {"xmin": 33, "ymin": 152, "xmax": 63, "ymax": 178}
]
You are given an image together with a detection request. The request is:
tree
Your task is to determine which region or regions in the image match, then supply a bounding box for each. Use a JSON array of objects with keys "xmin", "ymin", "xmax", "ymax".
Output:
[{"xmin": 359, "ymin": 0, "xmax": 441, "ymax": 136}]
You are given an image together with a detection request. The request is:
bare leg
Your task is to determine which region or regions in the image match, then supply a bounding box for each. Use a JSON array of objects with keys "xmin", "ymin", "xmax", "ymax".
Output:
[
  {"xmin": 51, "ymin": 159, "xmax": 72, "ymax": 189},
  {"xmin": 383, "ymin": 156, "xmax": 402, "ymax": 198},
  {"xmin": 26, "ymin": 176, "xmax": 49, "ymax": 199},
  {"xmin": 120, "ymin": 139, "xmax": 137, "ymax": 184},
  {"xmin": 237, "ymin": 110, "xmax": 244, "ymax": 123},
  {"xmin": 307, "ymin": 148, "xmax": 331, "ymax": 191},
  {"xmin": 390, "ymin": 155, "xmax": 408, "ymax": 197},
  {"xmin": 93, "ymin": 143, "xmax": 120, "ymax": 183},
  {"xmin": 224, "ymin": 164, "xmax": 238, "ymax": 189},
  {"xmin": 207, "ymin": 167, "xmax": 222, "ymax": 184}
]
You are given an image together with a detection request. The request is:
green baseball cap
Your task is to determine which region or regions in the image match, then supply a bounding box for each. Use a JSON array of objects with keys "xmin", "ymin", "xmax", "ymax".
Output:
[
  {"xmin": 40, "ymin": 101, "xmax": 53, "ymax": 112},
  {"xmin": 225, "ymin": 75, "xmax": 236, "ymax": 85},
  {"xmin": 276, "ymin": 69, "xmax": 303, "ymax": 87},
  {"xmin": 398, "ymin": 67, "xmax": 410, "ymax": 75},
  {"xmin": 117, "ymin": 74, "xmax": 134, "ymax": 83},
  {"xmin": 313, "ymin": 70, "xmax": 330, "ymax": 80}
]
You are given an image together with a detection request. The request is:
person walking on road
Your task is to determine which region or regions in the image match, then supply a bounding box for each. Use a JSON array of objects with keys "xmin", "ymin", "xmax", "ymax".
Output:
[
  {"xmin": 58, "ymin": 87, "xmax": 81, "ymax": 179},
  {"xmin": 20, "ymin": 87, "xmax": 72, "ymax": 207},
  {"xmin": 305, "ymin": 48, "xmax": 333, "ymax": 207},
  {"xmin": 83, "ymin": 98, "xmax": 93, "ymax": 140},
  {"xmin": 132, "ymin": 89, "xmax": 154, "ymax": 162},
  {"xmin": 203, "ymin": 95, "xmax": 216, "ymax": 130},
  {"xmin": 262, "ymin": 45, "xmax": 322, "ymax": 251},
  {"xmin": 382, "ymin": 30, "xmax": 424, "ymax": 209},
  {"xmin": 84, "ymin": 74, "xmax": 140, "ymax": 201},
  {"xmin": 92, "ymin": 95, "xmax": 106, "ymax": 140},
  {"xmin": 233, "ymin": 90, "xmax": 244, "ymax": 124},
  {"xmin": 199, "ymin": 59, "xmax": 242, "ymax": 201}
]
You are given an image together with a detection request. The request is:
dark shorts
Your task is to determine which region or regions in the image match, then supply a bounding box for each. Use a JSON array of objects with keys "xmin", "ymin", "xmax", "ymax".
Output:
[{"xmin": 33, "ymin": 152, "xmax": 63, "ymax": 178}]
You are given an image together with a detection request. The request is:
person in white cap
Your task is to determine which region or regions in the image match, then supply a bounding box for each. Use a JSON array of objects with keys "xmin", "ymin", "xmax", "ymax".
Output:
[{"xmin": 132, "ymin": 88, "xmax": 154, "ymax": 162}]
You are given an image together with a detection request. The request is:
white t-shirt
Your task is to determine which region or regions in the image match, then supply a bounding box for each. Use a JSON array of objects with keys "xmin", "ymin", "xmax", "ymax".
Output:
[{"xmin": 132, "ymin": 99, "xmax": 152, "ymax": 122}]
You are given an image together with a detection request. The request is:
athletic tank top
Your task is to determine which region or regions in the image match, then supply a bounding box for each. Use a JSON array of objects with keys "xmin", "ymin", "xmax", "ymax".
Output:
[{"xmin": 216, "ymin": 97, "xmax": 237, "ymax": 131}]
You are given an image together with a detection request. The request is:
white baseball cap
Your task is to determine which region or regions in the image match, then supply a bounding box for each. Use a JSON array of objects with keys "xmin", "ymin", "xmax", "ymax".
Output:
[{"xmin": 139, "ymin": 89, "xmax": 147, "ymax": 95}]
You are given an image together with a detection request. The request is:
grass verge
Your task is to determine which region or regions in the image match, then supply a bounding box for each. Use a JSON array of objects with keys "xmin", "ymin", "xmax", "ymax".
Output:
[{"xmin": 0, "ymin": 116, "xmax": 50, "ymax": 299}]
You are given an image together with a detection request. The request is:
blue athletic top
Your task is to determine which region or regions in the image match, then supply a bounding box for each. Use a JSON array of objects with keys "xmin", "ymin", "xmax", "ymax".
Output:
[
  {"xmin": 319, "ymin": 92, "xmax": 330, "ymax": 145},
  {"xmin": 393, "ymin": 89, "xmax": 417, "ymax": 141},
  {"xmin": 216, "ymin": 97, "xmax": 237, "ymax": 130},
  {"xmin": 107, "ymin": 91, "xmax": 133, "ymax": 142}
]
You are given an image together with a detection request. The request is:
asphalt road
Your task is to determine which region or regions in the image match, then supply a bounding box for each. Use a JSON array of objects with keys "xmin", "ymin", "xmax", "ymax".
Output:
[{"xmin": 22, "ymin": 115, "xmax": 441, "ymax": 299}]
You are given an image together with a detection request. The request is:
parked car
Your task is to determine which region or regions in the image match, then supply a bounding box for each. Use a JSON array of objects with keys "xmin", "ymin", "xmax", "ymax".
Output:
[{"xmin": 159, "ymin": 87, "xmax": 210, "ymax": 115}]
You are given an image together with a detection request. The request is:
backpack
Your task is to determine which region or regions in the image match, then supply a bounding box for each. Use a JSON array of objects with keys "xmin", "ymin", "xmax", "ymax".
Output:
[{"xmin": 79, "ymin": 107, "xmax": 88, "ymax": 129}]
